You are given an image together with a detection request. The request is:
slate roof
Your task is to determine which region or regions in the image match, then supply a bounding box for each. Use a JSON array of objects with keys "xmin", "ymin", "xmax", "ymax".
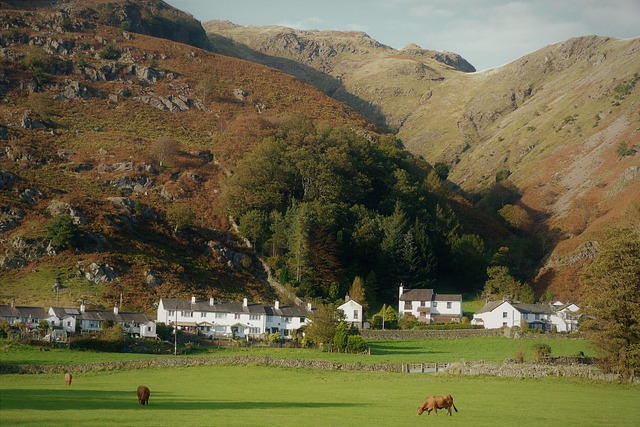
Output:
[
  {"xmin": 160, "ymin": 298, "xmax": 312, "ymax": 317},
  {"xmin": 434, "ymin": 294, "xmax": 462, "ymax": 302},
  {"xmin": 0, "ymin": 305, "xmax": 47, "ymax": 320},
  {"xmin": 399, "ymin": 289, "xmax": 433, "ymax": 302},
  {"xmin": 474, "ymin": 300, "xmax": 508, "ymax": 315},
  {"xmin": 475, "ymin": 300, "xmax": 577, "ymax": 315},
  {"xmin": 48, "ymin": 306, "xmax": 154, "ymax": 323}
]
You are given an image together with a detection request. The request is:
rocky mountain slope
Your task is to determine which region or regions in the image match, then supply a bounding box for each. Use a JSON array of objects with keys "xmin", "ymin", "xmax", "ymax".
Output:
[
  {"xmin": 2, "ymin": 0, "xmax": 211, "ymax": 50},
  {"xmin": 205, "ymin": 22, "xmax": 640, "ymax": 298},
  {"xmin": 0, "ymin": 6, "xmax": 371, "ymax": 312}
]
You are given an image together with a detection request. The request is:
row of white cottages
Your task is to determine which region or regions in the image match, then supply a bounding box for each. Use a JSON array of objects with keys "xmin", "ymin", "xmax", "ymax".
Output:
[
  {"xmin": 0, "ymin": 303, "xmax": 157, "ymax": 338},
  {"xmin": 157, "ymin": 297, "xmax": 314, "ymax": 339},
  {"xmin": 0, "ymin": 287, "xmax": 580, "ymax": 340}
]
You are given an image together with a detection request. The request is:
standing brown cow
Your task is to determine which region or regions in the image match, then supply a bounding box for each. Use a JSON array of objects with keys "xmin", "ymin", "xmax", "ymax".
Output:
[
  {"xmin": 137, "ymin": 385, "xmax": 150, "ymax": 405},
  {"xmin": 417, "ymin": 394, "xmax": 458, "ymax": 416},
  {"xmin": 64, "ymin": 373, "xmax": 72, "ymax": 386}
]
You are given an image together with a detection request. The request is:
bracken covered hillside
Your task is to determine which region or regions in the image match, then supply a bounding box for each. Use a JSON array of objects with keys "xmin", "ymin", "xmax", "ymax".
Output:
[{"xmin": 0, "ymin": 6, "xmax": 371, "ymax": 313}]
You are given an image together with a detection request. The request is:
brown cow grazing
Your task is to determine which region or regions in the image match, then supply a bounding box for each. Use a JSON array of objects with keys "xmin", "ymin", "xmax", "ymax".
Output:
[
  {"xmin": 137, "ymin": 385, "xmax": 150, "ymax": 405},
  {"xmin": 65, "ymin": 373, "xmax": 72, "ymax": 386},
  {"xmin": 417, "ymin": 394, "xmax": 458, "ymax": 416}
]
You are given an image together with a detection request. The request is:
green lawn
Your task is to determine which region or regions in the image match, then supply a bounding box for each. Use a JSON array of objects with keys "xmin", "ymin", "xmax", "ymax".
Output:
[
  {"xmin": 1, "ymin": 365, "xmax": 638, "ymax": 427},
  {"xmin": 0, "ymin": 336, "xmax": 595, "ymax": 366}
]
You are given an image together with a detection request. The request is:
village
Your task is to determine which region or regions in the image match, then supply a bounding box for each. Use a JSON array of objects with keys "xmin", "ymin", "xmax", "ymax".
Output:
[{"xmin": 0, "ymin": 285, "xmax": 581, "ymax": 342}]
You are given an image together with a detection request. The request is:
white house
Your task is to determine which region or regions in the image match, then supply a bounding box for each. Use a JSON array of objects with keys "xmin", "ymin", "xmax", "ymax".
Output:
[
  {"xmin": 398, "ymin": 285, "xmax": 463, "ymax": 323},
  {"xmin": 472, "ymin": 300, "xmax": 580, "ymax": 332},
  {"xmin": 338, "ymin": 297, "xmax": 364, "ymax": 329},
  {"xmin": 550, "ymin": 302, "xmax": 580, "ymax": 332},
  {"xmin": 157, "ymin": 296, "xmax": 313, "ymax": 339},
  {"xmin": 47, "ymin": 307, "xmax": 78, "ymax": 333},
  {"xmin": 47, "ymin": 305, "xmax": 157, "ymax": 338}
]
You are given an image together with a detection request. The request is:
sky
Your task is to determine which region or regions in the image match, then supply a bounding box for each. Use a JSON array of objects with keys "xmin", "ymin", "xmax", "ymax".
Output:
[{"xmin": 165, "ymin": 0, "xmax": 640, "ymax": 71}]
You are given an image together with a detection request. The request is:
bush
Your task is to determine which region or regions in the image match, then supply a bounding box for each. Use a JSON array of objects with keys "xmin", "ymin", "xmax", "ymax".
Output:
[
  {"xmin": 0, "ymin": 320, "xmax": 11, "ymax": 338},
  {"xmin": 398, "ymin": 314, "xmax": 418, "ymax": 330},
  {"xmin": 99, "ymin": 43, "xmax": 119, "ymax": 60},
  {"xmin": 268, "ymin": 332, "xmax": 281, "ymax": 343},
  {"xmin": 514, "ymin": 342, "xmax": 525, "ymax": 363},
  {"xmin": 495, "ymin": 168, "xmax": 511, "ymax": 182},
  {"xmin": 333, "ymin": 322, "xmax": 348, "ymax": 351},
  {"xmin": 345, "ymin": 335, "xmax": 368, "ymax": 353},
  {"xmin": 532, "ymin": 343, "xmax": 551, "ymax": 361}
]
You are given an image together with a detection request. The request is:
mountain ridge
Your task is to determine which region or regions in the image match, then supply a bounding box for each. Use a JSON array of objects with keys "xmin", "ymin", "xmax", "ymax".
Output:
[{"xmin": 204, "ymin": 22, "xmax": 640, "ymax": 299}]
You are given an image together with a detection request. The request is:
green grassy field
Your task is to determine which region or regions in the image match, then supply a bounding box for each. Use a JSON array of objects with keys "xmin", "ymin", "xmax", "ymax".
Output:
[
  {"xmin": 1, "ymin": 365, "xmax": 638, "ymax": 427},
  {"xmin": 0, "ymin": 336, "xmax": 595, "ymax": 366}
]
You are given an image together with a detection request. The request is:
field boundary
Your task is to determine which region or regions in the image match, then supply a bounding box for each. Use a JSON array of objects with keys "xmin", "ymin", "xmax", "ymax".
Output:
[{"xmin": 2, "ymin": 355, "xmax": 633, "ymax": 383}]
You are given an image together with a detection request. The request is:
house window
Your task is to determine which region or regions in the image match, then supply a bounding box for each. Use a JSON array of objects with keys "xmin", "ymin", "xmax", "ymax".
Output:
[
  {"xmin": 168, "ymin": 310, "xmax": 175, "ymax": 317},
  {"xmin": 66, "ymin": 321, "xmax": 71, "ymax": 327},
  {"xmin": 432, "ymin": 302, "xmax": 437, "ymax": 307},
  {"xmin": 535, "ymin": 313, "xmax": 540, "ymax": 320},
  {"xmin": 503, "ymin": 312, "xmax": 508, "ymax": 318},
  {"xmin": 215, "ymin": 313, "xmax": 227, "ymax": 319},
  {"xmin": 420, "ymin": 301, "xmax": 426, "ymax": 307},
  {"xmin": 235, "ymin": 313, "xmax": 241, "ymax": 320},
  {"xmin": 447, "ymin": 302, "xmax": 452, "ymax": 309},
  {"xmin": 267, "ymin": 316, "xmax": 273, "ymax": 322},
  {"xmin": 200, "ymin": 312, "xmax": 207, "ymax": 318},
  {"xmin": 250, "ymin": 314, "xmax": 261, "ymax": 321},
  {"xmin": 181, "ymin": 311, "xmax": 193, "ymax": 317},
  {"xmin": 249, "ymin": 327, "xmax": 260, "ymax": 334},
  {"xmin": 299, "ymin": 317, "xmax": 305, "ymax": 322},
  {"xmin": 147, "ymin": 326, "xmax": 152, "ymax": 332},
  {"xmin": 404, "ymin": 301, "xmax": 412, "ymax": 309},
  {"xmin": 353, "ymin": 310, "xmax": 359, "ymax": 320},
  {"xmin": 503, "ymin": 322, "xmax": 508, "ymax": 327}
]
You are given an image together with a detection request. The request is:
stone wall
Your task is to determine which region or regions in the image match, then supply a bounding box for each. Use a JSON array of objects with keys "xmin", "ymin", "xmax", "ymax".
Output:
[
  {"xmin": 0, "ymin": 356, "xmax": 404, "ymax": 375},
  {"xmin": 4, "ymin": 354, "xmax": 628, "ymax": 382},
  {"xmin": 446, "ymin": 360, "xmax": 634, "ymax": 383}
]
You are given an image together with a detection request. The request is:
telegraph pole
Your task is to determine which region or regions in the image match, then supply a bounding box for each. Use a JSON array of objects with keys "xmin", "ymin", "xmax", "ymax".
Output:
[{"xmin": 174, "ymin": 307, "xmax": 178, "ymax": 356}]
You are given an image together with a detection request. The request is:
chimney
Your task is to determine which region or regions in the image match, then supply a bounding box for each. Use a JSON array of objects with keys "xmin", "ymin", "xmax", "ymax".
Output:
[
  {"xmin": 345, "ymin": 293, "xmax": 350, "ymax": 302},
  {"xmin": 243, "ymin": 298, "xmax": 248, "ymax": 307},
  {"xmin": 307, "ymin": 302, "xmax": 312, "ymax": 311},
  {"xmin": 114, "ymin": 306, "xmax": 119, "ymax": 315},
  {"xmin": 274, "ymin": 300, "xmax": 279, "ymax": 310},
  {"xmin": 399, "ymin": 284, "xmax": 404, "ymax": 298},
  {"xmin": 80, "ymin": 303, "xmax": 85, "ymax": 313},
  {"xmin": 209, "ymin": 297, "xmax": 215, "ymax": 306},
  {"xmin": 191, "ymin": 296, "xmax": 196, "ymax": 304}
]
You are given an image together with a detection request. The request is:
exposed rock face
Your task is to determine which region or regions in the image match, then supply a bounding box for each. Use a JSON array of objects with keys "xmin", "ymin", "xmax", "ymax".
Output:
[
  {"xmin": 64, "ymin": 0, "xmax": 211, "ymax": 51},
  {"xmin": 83, "ymin": 262, "xmax": 117, "ymax": 284},
  {"xmin": 0, "ymin": 168, "xmax": 20, "ymax": 188},
  {"xmin": 144, "ymin": 269, "xmax": 162, "ymax": 287},
  {"xmin": 0, "ymin": 207, "xmax": 25, "ymax": 234},
  {"xmin": 48, "ymin": 200, "xmax": 87, "ymax": 225}
]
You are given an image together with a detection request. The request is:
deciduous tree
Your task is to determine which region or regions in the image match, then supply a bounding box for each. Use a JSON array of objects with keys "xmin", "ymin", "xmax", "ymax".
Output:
[{"xmin": 580, "ymin": 225, "xmax": 640, "ymax": 381}]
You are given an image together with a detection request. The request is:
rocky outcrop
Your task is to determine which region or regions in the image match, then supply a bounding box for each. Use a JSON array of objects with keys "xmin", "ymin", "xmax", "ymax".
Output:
[
  {"xmin": 80, "ymin": 261, "xmax": 116, "ymax": 284},
  {"xmin": 47, "ymin": 200, "xmax": 87, "ymax": 225},
  {"xmin": 0, "ymin": 236, "xmax": 55, "ymax": 269},
  {"xmin": 0, "ymin": 207, "xmax": 25, "ymax": 234},
  {"xmin": 65, "ymin": 0, "xmax": 211, "ymax": 51}
]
